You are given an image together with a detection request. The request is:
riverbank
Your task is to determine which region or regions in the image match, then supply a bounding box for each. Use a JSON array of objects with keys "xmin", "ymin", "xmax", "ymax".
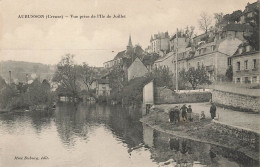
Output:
[{"xmin": 140, "ymin": 108, "xmax": 260, "ymax": 161}]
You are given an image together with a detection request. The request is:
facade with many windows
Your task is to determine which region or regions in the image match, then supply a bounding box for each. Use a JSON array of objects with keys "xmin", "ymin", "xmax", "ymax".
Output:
[{"xmin": 232, "ymin": 45, "xmax": 260, "ymax": 84}]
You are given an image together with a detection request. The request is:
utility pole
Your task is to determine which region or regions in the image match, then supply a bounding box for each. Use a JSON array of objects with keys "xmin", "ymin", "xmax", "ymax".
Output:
[{"xmin": 175, "ymin": 29, "xmax": 179, "ymax": 92}]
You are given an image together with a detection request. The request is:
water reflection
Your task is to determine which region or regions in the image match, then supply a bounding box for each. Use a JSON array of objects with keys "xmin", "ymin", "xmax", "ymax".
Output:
[
  {"xmin": 142, "ymin": 123, "xmax": 259, "ymax": 167},
  {"xmin": 0, "ymin": 103, "xmax": 258, "ymax": 167}
]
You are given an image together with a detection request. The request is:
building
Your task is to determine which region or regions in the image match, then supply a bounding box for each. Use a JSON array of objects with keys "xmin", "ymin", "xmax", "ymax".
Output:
[
  {"xmin": 169, "ymin": 32, "xmax": 189, "ymax": 52},
  {"xmin": 221, "ymin": 23, "xmax": 253, "ymax": 41},
  {"xmin": 153, "ymin": 52, "xmax": 174, "ymax": 73},
  {"xmin": 150, "ymin": 32, "xmax": 170, "ymax": 54},
  {"xmin": 127, "ymin": 57, "xmax": 149, "ymax": 81},
  {"xmin": 232, "ymin": 44, "xmax": 260, "ymax": 83},
  {"xmin": 95, "ymin": 79, "xmax": 111, "ymax": 96},
  {"xmin": 103, "ymin": 36, "xmax": 145, "ymax": 69}
]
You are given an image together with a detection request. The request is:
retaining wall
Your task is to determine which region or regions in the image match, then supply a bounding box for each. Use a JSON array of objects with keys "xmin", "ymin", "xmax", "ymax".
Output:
[{"xmin": 212, "ymin": 89, "xmax": 260, "ymax": 112}]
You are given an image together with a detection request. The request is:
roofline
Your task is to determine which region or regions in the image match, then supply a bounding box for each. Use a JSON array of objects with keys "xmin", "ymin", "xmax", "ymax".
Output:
[
  {"xmin": 128, "ymin": 57, "xmax": 148, "ymax": 71},
  {"xmin": 232, "ymin": 51, "xmax": 259, "ymax": 58}
]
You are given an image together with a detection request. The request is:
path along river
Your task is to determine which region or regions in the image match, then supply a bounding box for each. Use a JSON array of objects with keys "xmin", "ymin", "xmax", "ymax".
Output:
[{"xmin": 0, "ymin": 103, "xmax": 258, "ymax": 167}]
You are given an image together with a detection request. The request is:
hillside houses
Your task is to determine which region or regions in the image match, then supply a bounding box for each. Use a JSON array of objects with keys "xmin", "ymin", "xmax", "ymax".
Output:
[{"xmin": 103, "ymin": 1, "xmax": 259, "ymax": 85}]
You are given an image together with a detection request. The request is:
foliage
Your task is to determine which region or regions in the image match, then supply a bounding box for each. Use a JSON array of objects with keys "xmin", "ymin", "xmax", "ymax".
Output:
[
  {"xmin": 77, "ymin": 63, "xmax": 95, "ymax": 90},
  {"xmin": 52, "ymin": 54, "xmax": 80, "ymax": 98},
  {"xmin": 148, "ymin": 67, "xmax": 173, "ymax": 89},
  {"xmin": 225, "ymin": 65, "xmax": 233, "ymax": 82},
  {"xmin": 244, "ymin": 8, "xmax": 259, "ymax": 51},
  {"xmin": 184, "ymin": 26, "xmax": 195, "ymax": 43},
  {"xmin": 180, "ymin": 66, "xmax": 211, "ymax": 90},
  {"xmin": 0, "ymin": 79, "xmax": 53, "ymax": 110},
  {"xmin": 0, "ymin": 75, "xmax": 6, "ymax": 90},
  {"xmin": 198, "ymin": 12, "xmax": 212, "ymax": 33},
  {"xmin": 108, "ymin": 64, "xmax": 127, "ymax": 92},
  {"xmin": 223, "ymin": 10, "xmax": 243, "ymax": 23},
  {"xmin": 214, "ymin": 12, "xmax": 224, "ymax": 25}
]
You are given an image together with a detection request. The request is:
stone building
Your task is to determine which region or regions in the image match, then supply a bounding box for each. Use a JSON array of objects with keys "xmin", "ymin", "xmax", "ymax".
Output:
[
  {"xmin": 169, "ymin": 32, "xmax": 189, "ymax": 52},
  {"xmin": 150, "ymin": 32, "xmax": 170, "ymax": 54},
  {"xmin": 232, "ymin": 44, "xmax": 260, "ymax": 84},
  {"xmin": 127, "ymin": 57, "xmax": 149, "ymax": 81},
  {"xmin": 103, "ymin": 36, "xmax": 144, "ymax": 69},
  {"xmin": 95, "ymin": 79, "xmax": 111, "ymax": 97}
]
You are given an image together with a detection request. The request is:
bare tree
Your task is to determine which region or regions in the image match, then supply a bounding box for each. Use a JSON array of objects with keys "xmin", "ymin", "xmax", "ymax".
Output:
[
  {"xmin": 214, "ymin": 12, "xmax": 224, "ymax": 25},
  {"xmin": 198, "ymin": 12, "xmax": 212, "ymax": 33}
]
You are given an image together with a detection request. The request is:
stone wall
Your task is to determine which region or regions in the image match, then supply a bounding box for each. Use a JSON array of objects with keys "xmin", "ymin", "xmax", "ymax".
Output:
[
  {"xmin": 154, "ymin": 87, "xmax": 212, "ymax": 104},
  {"xmin": 212, "ymin": 89, "xmax": 260, "ymax": 112},
  {"xmin": 211, "ymin": 121, "xmax": 259, "ymax": 150}
]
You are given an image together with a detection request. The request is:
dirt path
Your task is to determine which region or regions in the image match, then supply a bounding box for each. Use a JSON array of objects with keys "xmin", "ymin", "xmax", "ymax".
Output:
[{"xmin": 155, "ymin": 102, "xmax": 260, "ymax": 133}]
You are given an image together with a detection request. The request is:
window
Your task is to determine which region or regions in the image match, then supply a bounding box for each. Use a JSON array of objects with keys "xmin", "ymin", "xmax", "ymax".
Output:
[
  {"xmin": 244, "ymin": 77, "xmax": 250, "ymax": 83},
  {"xmin": 227, "ymin": 58, "xmax": 232, "ymax": 66},
  {"xmin": 252, "ymin": 76, "xmax": 257, "ymax": 83},
  {"xmin": 236, "ymin": 78, "xmax": 240, "ymax": 83},
  {"xmin": 197, "ymin": 62, "xmax": 200, "ymax": 68},
  {"xmin": 237, "ymin": 61, "xmax": 240, "ymax": 71},
  {"xmin": 253, "ymin": 59, "xmax": 257, "ymax": 69},
  {"xmin": 244, "ymin": 60, "xmax": 248, "ymax": 70}
]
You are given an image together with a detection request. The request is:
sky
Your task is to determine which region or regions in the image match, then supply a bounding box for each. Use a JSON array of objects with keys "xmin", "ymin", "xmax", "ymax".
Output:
[{"xmin": 0, "ymin": 0, "xmax": 256, "ymax": 67}]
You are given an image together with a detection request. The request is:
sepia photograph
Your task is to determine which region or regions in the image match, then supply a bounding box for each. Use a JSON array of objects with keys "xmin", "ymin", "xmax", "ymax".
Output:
[{"xmin": 0, "ymin": 0, "xmax": 259, "ymax": 166}]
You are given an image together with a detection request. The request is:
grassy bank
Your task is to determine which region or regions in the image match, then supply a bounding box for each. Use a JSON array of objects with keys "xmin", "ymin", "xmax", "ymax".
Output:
[{"xmin": 140, "ymin": 108, "xmax": 259, "ymax": 161}]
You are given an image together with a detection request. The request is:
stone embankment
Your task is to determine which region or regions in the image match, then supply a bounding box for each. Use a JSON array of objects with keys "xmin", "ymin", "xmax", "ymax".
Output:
[{"xmin": 140, "ymin": 107, "xmax": 260, "ymax": 161}]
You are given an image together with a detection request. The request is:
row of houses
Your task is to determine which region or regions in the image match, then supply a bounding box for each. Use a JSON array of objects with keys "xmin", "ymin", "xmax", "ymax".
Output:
[{"xmin": 102, "ymin": 1, "xmax": 259, "ymax": 92}]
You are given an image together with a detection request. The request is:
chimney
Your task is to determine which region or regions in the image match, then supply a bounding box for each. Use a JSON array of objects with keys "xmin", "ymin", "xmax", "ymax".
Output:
[{"xmin": 246, "ymin": 45, "xmax": 252, "ymax": 52}]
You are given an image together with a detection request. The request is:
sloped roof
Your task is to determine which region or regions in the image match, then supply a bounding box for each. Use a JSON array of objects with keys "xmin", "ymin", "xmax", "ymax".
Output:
[
  {"xmin": 113, "ymin": 50, "xmax": 126, "ymax": 60},
  {"xmin": 154, "ymin": 52, "xmax": 174, "ymax": 63},
  {"xmin": 222, "ymin": 23, "xmax": 253, "ymax": 32}
]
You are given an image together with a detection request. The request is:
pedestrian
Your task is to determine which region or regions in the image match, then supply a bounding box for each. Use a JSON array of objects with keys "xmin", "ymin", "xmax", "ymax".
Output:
[
  {"xmin": 181, "ymin": 104, "xmax": 188, "ymax": 121},
  {"xmin": 173, "ymin": 106, "xmax": 180, "ymax": 124},
  {"xmin": 200, "ymin": 111, "xmax": 205, "ymax": 120},
  {"xmin": 210, "ymin": 102, "xmax": 217, "ymax": 119},
  {"xmin": 169, "ymin": 107, "xmax": 175, "ymax": 123},
  {"xmin": 187, "ymin": 105, "xmax": 192, "ymax": 121}
]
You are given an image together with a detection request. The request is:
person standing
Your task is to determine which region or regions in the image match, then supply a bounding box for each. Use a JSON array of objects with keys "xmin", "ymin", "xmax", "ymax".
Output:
[
  {"xmin": 169, "ymin": 108, "xmax": 175, "ymax": 123},
  {"xmin": 187, "ymin": 105, "xmax": 192, "ymax": 121},
  {"xmin": 173, "ymin": 106, "xmax": 180, "ymax": 124},
  {"xmin": 181, "ymin": 104, "xmax": 188, "ymax": 121},
  {"xmin": 210, "ymin": 102, "xmax": 217, "ymax": 119}
]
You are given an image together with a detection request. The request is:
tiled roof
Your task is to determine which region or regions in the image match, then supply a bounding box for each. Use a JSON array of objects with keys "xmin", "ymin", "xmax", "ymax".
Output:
[{"xmin": 222, "ymin": 23, "xmax": 253, "ymax": 32}]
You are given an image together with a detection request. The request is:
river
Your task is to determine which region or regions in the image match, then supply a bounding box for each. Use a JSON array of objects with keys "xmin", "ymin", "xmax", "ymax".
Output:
[{"xmin": 0, "ymin": 103, "xmax": 258, "ymax": 167}]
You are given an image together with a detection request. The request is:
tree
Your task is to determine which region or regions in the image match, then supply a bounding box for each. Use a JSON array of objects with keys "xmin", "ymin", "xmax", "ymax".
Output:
[
  {"xmin": 77, "ymin": 63, "xmax": 95, "ymax": 90},
  {"xmin": 52, "ymin": 54, "xmax": 80, "ymax": 98},
  {"xmin": 225, "ymin": 65, "xmax": 233, "ymax": 82},
  {"xmin": 180, "ymin": 66, "xmax": 211, "ymax": 90},
  {"xmin": 0, "ymin": 75, "xmax": 6, "ymax": 90},
  {"xmin": 244, "ymin": 8, "xmax": 259, "ymax": 51},
  {"xmin": 108, "ymin": 64, "xmax": 126, "ymax": 92},
  {"xmin": 184, "ymin": 26, "xmax": 195, "ymax": 46},
  {"xmin": 198, "ymin": 12, "xmax": 212, "ymax": 33},
  {"xmin": 214, "ymin": 12, "xmax": 224, "ymax": 25},
  {"xmin": 223, "ymin": 10, "xmax": 243, "ymax": 23}
]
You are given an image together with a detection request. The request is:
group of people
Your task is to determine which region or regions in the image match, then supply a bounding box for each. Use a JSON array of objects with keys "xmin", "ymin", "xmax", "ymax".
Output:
[
  {"xmin": 169, "ymin": 102, "xmax": 217, "ymax": 124},
  {"xmin": 169, "ymin": 104, "xmax": 193, "ymax": 124}
]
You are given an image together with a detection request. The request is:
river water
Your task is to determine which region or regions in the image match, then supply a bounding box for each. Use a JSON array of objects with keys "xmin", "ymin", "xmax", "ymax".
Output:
[{"xmin": 0, "ymin": 103, "xmax": 258, "ymax": 167}]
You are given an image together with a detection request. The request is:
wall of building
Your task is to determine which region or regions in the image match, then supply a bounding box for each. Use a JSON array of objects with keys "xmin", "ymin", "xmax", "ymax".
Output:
[
  {"xmin": 212, "ymin": 89, "xmax": 260, "ymax": 112},
  {"xmin": 154, "ymin": 52, "xmax": 174, "ymax": 73},
  {"xmin": 232, "ymin": 52, "xmax": 260, "ymax": 83},
  {"xmin": 143, "ymin": 81, "xmax": 154, "ymax": 104},
  {"xmin": 154, "ymin": 87, "xmax": 212, "ymax": 104},
  {"xmin": 128, "ymin": 58, "xmax": 149, "ymax": 81}
]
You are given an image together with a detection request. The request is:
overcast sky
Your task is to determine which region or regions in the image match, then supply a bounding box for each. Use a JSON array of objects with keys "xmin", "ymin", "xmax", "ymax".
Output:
[{"xmin": 0, "ymin": 0, "xmax": 256, "ymax": 67}]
